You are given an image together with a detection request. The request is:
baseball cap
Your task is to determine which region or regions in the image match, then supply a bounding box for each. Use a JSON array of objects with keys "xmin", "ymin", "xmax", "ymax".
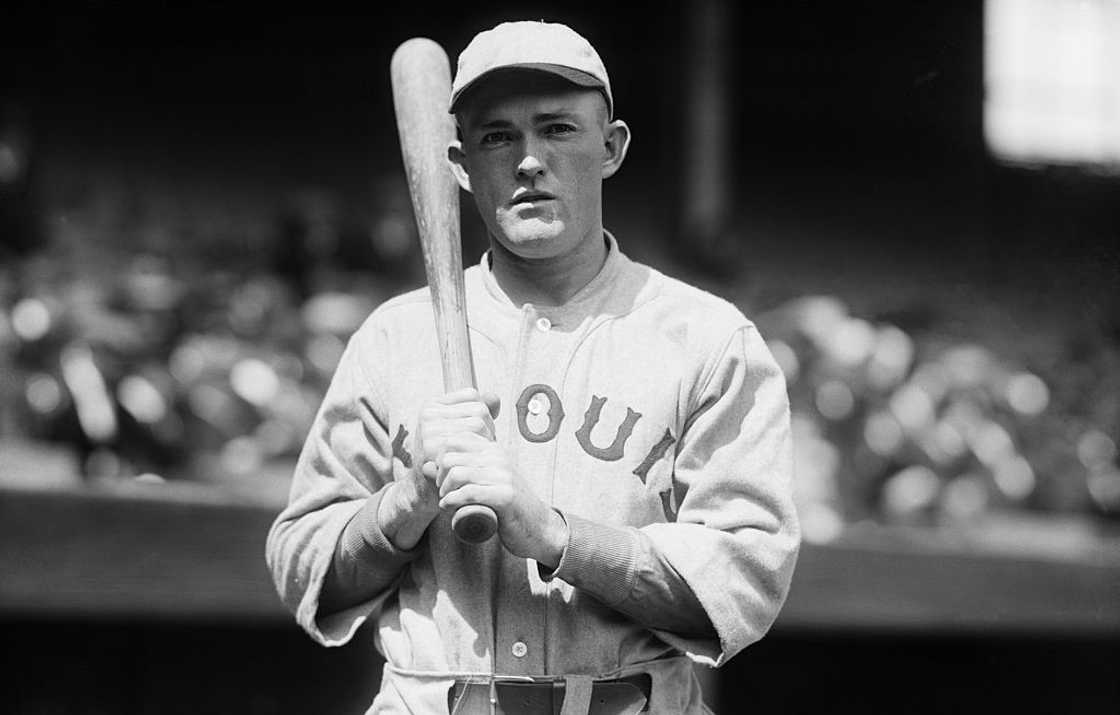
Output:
[{"xmin": 450, "ymin": 21, "xmax": 613, "ymax": 117}]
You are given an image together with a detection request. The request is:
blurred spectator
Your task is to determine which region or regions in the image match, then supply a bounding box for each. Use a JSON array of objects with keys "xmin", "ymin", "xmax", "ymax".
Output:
[{"xmin": 0, "ymin": 103, "xmax": 42, "ymax": 258}]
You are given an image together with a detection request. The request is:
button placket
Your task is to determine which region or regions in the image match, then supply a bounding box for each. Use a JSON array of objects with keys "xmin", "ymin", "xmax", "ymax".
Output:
[{"xmin": 500, "ymin": 304, "xmax": 560, "ymax": 675}]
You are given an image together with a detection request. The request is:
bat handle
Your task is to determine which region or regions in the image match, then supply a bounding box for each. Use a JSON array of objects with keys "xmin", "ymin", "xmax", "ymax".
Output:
[
  {"xmin": 437, "ymin": 344, "xmax": 497, "ymax": 544},
  {"xmin": 452, "ymin": 504, "xmax": 498, "ymax": 544}
]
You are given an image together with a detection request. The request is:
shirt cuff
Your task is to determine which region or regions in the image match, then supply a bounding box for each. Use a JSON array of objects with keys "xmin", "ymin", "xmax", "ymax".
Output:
[{"xmin": 541, "ymin": 511, "xmax": 640, "ymax": 606}]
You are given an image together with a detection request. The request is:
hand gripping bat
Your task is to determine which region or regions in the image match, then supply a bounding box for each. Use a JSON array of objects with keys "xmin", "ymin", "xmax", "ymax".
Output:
[{"xmin": 390, "ymin": 38, "xmax": 498, "ymax": 544}]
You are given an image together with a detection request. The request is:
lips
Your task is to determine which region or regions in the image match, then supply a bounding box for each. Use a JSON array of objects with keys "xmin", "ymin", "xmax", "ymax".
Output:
[{"xmin": 510, "ymin": 191, "xmax": 555, "ymax": 205}]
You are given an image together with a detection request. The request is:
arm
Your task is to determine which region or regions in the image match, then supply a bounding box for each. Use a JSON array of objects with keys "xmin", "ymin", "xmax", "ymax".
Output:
[
  {"xmin": 317, "ymin": 484, "xmax": 427, "ymax": 616},
  {"xmin": 265, "ymin": 326, "xmax": 420, "ymax": 646},
  {"xmin": 543, "ymin": 324, "xmax": 800, "ymax": 664},
  {"xmin": 319, "ymin": 387, "xmax": 507, "ymax": 618}
]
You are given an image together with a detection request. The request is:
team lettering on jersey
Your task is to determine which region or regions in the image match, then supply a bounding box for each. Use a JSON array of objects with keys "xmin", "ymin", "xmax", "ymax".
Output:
[{"xmin": 391, "ymin": 383, "xmax": 681, "ymax": 521}]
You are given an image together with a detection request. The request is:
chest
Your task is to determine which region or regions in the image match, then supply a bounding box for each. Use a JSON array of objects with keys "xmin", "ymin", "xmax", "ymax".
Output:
[{"xmin": 386, "ymin": 315, "xmax": 693, "ymax": 525}]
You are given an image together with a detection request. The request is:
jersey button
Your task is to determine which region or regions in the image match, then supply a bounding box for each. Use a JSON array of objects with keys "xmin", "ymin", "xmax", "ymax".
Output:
[
  {"xmin": 511, "ymin": 641, "xmax": 528, "ymax": 658},
  {"xmin": 535, "ymin": 317, "xmax": 552, "ymax": 332}
]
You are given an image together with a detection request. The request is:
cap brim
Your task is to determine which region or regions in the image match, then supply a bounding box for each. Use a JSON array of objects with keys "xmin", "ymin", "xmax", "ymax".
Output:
[{"xmin": 449, "ymin": 63, "xmax": 606, "ymax": 114}]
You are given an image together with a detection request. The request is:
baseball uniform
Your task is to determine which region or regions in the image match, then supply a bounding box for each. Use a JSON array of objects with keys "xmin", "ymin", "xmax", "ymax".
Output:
[{"xmin": 267, "ymin": 232, "xmax": 800, "ymax": 713}]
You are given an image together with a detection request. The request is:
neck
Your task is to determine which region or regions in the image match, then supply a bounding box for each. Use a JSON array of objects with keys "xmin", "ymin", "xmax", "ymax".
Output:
[{"xmin": 489, "ymin": 230, "xmax": 609, "ymax": 307}]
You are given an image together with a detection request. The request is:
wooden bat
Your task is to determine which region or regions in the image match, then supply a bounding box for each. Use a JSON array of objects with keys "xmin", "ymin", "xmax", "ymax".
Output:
[{"xmin": 390, "ymin": 38, "xmax": 498, "ymax": 544}]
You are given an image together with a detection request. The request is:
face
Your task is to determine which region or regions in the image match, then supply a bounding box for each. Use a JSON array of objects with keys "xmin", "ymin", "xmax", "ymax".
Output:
[{"xmin": 450, "ymin": 73, "xmax": 629, "ymax": 262}]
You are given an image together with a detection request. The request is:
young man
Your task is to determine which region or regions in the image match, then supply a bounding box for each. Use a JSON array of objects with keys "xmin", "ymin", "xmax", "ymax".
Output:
[{"xmin": 267, "ymin": 20, "xmax": 799, "ymax": 714}]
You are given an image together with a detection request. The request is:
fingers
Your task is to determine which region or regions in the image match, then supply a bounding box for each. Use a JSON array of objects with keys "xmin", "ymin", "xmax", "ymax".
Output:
[
  {"xmin": 434, "ymin": 387, "xmax": 478, "ymax": 404},
  {"xmin": 434, "ymin": 435, "xmax": 511, "ymax": 500},
  {"xmin": 434, "ymin": 388, "xmax": 486, "ymax": 406},
  {"xmin": 481, "ymin": 391, "xmax": 501, "ymax": 419},
  {"xmin": 422, "ymin": 416, "xmax": 493, "ymax": 442},
  {"xmin": 420, "ymin": 401, "xmax": 495, "ymax": 440},
  {"xmin": 439, "ymin": 482, "xmax": 511, "ymax": 512},
  {"xmin": 416, "ymin": 390, "xmax": 502, "ymax": 474},
  {"xmin": 436, "ymin": 464, "xmax": 485, "ymax": 498},
  {"xmin": 434, "ymin": 439, "xmax": 499, "ymax": 492},
  {"xmin": 417, "ymin": 402, "xmax": 495, "ymax": 470},
  {"xmin": 438, "ymin": 431, "xmax": 491, "ymax": 453},
  {"xmin": 421, "ymin": 430, "xmax": 490, "ymax": 471},
  {"xmin": 433, "ymin": 388, "xmax": 501, "ymax": 419},
  {"xmin": 421, "ymin": 402, "xmax": 492, "ymax": 425}
]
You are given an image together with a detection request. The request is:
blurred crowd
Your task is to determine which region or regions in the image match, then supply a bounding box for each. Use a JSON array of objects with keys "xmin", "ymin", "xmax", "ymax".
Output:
[
  {"xmin": 757, "ymin": 296, "xmax": 1119, "ymax": 540},
  {"xmin": 1, "ymin": 119, "xmax": 1118, "ymax": 535},
  {"xmin": 0, "ymin": 131, "xmax": 426, "ymax": 500}
]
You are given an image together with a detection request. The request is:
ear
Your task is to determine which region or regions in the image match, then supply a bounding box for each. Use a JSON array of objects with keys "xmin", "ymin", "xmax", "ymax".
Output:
[
  {"xmin": 601, "ymin": 119, "xmax": 631, "ymax": 180},
  {"xmin": 447, "ymin": 140, "xmax": 473, "ymax": 193}
]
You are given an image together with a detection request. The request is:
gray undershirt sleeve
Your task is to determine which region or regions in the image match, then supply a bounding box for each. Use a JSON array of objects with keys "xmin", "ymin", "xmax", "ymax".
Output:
[
  {"xmin": 541, "ymin": 511, "xmax": 715, "ymax": 638},
  {"xmin": 319, "ymin": 488, "xmax": 421, "ymax": 616}
]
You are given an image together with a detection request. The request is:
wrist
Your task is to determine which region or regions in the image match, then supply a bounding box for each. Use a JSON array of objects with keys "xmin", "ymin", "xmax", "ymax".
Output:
[
  {"xmin": 533, "ymin": 508, "xmax": 569, "ymax": 571},
  {"xmin": 379, "ymin": 482, "xmax": 437, "ymax": 551}
]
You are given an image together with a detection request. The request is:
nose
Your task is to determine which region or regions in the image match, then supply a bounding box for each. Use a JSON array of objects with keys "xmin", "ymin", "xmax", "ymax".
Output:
[{"xmin": 516, "ymin": 146, "xmax": 545, "ymax": 180}]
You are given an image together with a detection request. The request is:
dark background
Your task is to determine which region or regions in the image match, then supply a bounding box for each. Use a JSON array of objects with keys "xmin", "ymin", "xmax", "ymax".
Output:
[{"xmin": 4, "ymin": 1, "xmax": 1115, "ymax": 329}]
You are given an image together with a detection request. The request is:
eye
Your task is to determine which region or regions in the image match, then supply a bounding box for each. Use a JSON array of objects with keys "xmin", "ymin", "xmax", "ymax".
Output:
[
  {"xmin": 545, "ymin": 123, "xmax": 577, "ymax": 136},
  {"xmin": 480, "ymin": 131, "xmax": 512, "ymax": 146}
]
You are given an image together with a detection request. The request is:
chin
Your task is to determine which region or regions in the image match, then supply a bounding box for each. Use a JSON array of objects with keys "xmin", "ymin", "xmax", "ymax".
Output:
[{"xmin": 497, "ymin": 218, "xmax": 568, "ymax": 257}]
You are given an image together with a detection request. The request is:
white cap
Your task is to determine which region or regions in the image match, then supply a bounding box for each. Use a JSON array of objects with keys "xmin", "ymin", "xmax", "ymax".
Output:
[{"xmin": 450, "ymin": 21, "xmax": 613, "ymax": 117}]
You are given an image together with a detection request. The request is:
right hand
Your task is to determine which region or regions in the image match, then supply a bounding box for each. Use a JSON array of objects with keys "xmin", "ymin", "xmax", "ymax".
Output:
[{"xmin": 378, "ymin": 388, "xmax": 499, "ymax": 549}]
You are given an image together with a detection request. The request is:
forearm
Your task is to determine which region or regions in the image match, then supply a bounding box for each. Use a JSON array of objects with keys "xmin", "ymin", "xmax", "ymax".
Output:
[
  {"xmin": 319, "ymin": 487, "xmax": 423, "ymax": 616},
  {"xmin": 544, "ymin": 512, "xmax": 714, "ymax": 637}
]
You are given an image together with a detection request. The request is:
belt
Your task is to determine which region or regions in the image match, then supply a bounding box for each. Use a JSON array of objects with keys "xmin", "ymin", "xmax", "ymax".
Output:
[{"xmin": 447, "ymin": 673, "xmax": 651, "ymax": 715}]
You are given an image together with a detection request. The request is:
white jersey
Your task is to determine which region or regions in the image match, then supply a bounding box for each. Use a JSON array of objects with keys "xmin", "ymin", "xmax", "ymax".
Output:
[{"xmin": 267, "ymin": 233, "xmax": 800, "ymax": 713}]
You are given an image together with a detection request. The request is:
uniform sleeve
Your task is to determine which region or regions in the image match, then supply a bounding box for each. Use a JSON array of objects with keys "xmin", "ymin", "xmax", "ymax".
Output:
[
  {"xmin": 546, "ymin": 324, "xmax": 800, "ymax": 666},
  {"xmin": 265, "ymin": 323, "xmax": 418, "ymax": 646}
]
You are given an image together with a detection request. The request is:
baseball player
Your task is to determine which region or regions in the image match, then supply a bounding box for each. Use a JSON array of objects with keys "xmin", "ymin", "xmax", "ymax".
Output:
[{"xmin": 267, "ymin": 20, "xmax": 800, "ymax": 714}]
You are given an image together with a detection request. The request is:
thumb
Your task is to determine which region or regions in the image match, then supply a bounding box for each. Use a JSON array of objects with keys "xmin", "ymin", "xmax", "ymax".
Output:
[{"xmin": 480, "ymin": 391, "xmax": 501, "ymax": 419}]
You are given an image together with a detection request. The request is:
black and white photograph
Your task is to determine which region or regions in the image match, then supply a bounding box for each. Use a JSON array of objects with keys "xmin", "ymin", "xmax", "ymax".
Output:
[{"xmin": 1, "ymin": 2, "xmax": 1118, "ymax": 713}]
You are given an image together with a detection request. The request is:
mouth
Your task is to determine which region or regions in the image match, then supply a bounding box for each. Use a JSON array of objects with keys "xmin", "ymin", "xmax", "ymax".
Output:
[{"xmin": 510, "ymin": 190, "xmax": 555, "ymax": 206}]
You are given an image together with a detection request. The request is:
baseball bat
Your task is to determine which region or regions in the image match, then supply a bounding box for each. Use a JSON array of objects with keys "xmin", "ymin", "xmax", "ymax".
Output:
[{"xmin": 390, "ymin": 38, "xmax": 498, "ymax": 544}]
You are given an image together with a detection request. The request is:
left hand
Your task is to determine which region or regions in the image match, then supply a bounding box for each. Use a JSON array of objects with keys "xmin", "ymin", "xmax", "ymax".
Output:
[{"xmin": 432, "ymin": 430, "xmax": 568, "ymax": 567}]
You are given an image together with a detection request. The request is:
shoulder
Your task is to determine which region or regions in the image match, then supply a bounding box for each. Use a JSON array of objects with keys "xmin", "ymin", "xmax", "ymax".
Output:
[
  {"xmin": 615, "ymin": 260, "xmax": 783, "ymax": 415},
  {"xmin": 629, "ymin": 260, "xmax": 757, "ymax": 348},
  {"xmin": 371, "ymin": 284, "xmax": 434, "ymax": 319},
  {"xmin": 345, "ymin": 264, "xmax": 490, "ymax": 348},
  {"xmin": 345, "ymin": 284, "xmax": 434, "ymax": 354},
  {"xmin": 652, "ymin": 269, "xmax": 752, "ymax": 326},
  {"xmin": 358, "ymin": 281, "xmax": 437, "ymax": 328}
]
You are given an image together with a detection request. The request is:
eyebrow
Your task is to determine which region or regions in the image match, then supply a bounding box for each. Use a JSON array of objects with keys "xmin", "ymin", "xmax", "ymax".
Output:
[
  {"xmin": 474, "ymin": 111, "xmax": 580, "ymax": 130},
  {"xmin": 534, "ymin": 111, "xmax": 579, "ymax": 123}
]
